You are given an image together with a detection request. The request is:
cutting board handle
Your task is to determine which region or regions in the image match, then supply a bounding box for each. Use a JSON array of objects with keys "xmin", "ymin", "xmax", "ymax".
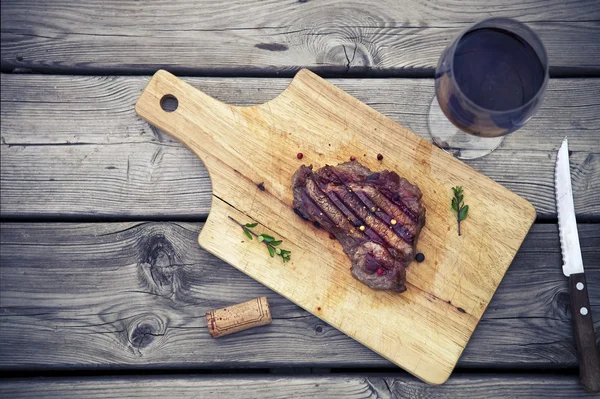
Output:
[
  {"xmin": 135, "ymin": 69, "xmax": 322, "ymax": 199},
  {"xmin": 135, "ymin": 70, "xmax": 249, "ymax": 160}
]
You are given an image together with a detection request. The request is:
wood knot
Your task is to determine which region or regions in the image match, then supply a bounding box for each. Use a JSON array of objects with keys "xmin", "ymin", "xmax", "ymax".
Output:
[
  {"xmin": 127, "ymin": 314, "xmax": 166, "ymax": 352},
  {"xmin": 572, "ymin": 153, "xmax": 598, "ymax": 194},
  {"xmin": 320, "ymin": 42, "xmax": 374, "ymax": 73},
  {"xmin": 139, "ymin": 233, "xmax": 182, "ymax": 296},
  {"xmin": 554, "ymin": 289, "xmax": 571, "ymax": 319},
  {"xmin": 314, "ymin": 324, "xmax": 325, "ymax": 335}
]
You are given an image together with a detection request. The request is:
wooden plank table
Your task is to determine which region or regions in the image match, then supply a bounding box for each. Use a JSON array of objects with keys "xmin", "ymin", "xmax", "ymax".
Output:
[{"xmin": 1, "ymin": 1, "xmax": 599, "ymax": 397}]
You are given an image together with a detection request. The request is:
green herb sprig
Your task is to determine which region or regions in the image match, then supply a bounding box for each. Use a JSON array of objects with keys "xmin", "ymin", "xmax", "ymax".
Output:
[
  {"xmin": 228, "ymin": 216, "xmax": 291, "ymax": 263},
  {"xmin": 451, "ymin": 186, "xmax": 469, "ymax": 236}
]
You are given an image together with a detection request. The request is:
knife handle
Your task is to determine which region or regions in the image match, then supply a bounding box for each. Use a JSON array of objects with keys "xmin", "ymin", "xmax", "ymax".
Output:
[{"xmin": 569, "ymin": 272, "xmax": 600, "ymax": 393}]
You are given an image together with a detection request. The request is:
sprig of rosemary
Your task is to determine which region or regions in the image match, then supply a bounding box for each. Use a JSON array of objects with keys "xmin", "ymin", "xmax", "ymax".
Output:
[
  {"xmin": 228, "ymin": 216, "xmax": 291, "ymax": 263},
  {"xmin": 451, "ymin": 186, "xmax": 469, "ymax": 236}
]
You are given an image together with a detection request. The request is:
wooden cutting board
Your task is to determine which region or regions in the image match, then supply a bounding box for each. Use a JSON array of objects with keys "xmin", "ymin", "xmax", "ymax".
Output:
[{"xmin": 135, "ymin": 69, "xmax": 536, "ymax": 384}]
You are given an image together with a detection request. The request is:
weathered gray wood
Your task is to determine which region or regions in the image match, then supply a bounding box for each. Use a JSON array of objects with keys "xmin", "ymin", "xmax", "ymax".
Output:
[
  {"xmin": 3, "ymin": 75, "xmax": 599, "ymax": 152},
  {"xmin": 0, "ymin": 374, "xmax": 597, "ymax": 398},
  {"xmin": 1, "ymin": 75, "xmax": 598, "ymax": 220},
  {"xmin": 0, "ymin": 143, "xmax": 213, "ymax": 219},
  {"xmin": 1, "ymin": 222, "xmax": 598, "ymax": 370},
  {"xmin": 1, "ymin": 1, "xmax": 599, "ymax": 75},
  {"xmin": 1, "ymin": 144, "xmax": 597, "ymax": 220}
]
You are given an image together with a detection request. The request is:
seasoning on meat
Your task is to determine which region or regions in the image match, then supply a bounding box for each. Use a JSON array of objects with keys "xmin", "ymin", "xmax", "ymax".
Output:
[{"xmin": 292, "ymin": 161, "xmax": 426, "ymax": 293}]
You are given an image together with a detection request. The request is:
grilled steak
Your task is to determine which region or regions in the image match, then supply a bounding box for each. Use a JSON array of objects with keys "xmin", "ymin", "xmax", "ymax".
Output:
[{"xmin": 292, "ymin": 161, "xmax": 426, "ymax": 293}]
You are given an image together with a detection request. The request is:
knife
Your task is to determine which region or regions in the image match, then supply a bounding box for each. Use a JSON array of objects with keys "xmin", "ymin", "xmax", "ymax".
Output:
[{"xmin": 555, "ymin": 137, "xmax": 600, "ymax": 393}]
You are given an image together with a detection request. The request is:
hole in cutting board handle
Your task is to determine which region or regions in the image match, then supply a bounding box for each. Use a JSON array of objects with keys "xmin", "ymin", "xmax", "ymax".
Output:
[{"xmin": 160, "ymin": 94, "xmax": 178, "ymax": 112}]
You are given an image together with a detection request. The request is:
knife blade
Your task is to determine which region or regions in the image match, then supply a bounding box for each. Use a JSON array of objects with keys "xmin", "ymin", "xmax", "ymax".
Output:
[
  {"xmin": 555, "ymin": 137, "xmax": 600, "ymax": 393},
  {"xmin": 556, "ymin": 138, "xmax": 584, "ymax": 277}
]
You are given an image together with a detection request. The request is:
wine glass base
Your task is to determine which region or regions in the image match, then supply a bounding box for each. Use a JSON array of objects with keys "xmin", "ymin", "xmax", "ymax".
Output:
[{"xmin": 428, "ymin": 97, "xmax": 504, "ymax": 160}]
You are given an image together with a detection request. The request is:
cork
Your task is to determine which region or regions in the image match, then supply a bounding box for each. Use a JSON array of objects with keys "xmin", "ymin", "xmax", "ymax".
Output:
[{"xmin": 206, "ymin": 296, "xmax": 271, "ymax": 338}]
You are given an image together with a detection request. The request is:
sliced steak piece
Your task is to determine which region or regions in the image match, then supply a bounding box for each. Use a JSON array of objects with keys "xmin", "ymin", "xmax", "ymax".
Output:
[{"xmin": 292, "ymin": 161, "xmax": 426, "ymax": 293}]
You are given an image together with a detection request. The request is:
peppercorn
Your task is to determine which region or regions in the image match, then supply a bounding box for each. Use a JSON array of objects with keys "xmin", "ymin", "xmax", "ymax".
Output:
[
  {"xmin": 377, "ymin": 153, "xmax": 383, "ymax": 161},
  {"xmin": 297, "ymin": 152, "xmax": 303, "ymax": 159},
  {"xmin": 377, "ymin": 268, "xmax": 384, "ymax": 275},
  {"xmin": 350, "ymin": 156, "xmax": 356, "ymax": 161},
  {"xmin": 415, "ymin": 253, "xmax": 425, "ymax": 262}
]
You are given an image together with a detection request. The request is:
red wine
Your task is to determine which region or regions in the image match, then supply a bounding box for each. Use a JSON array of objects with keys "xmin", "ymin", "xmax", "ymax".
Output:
[
  {"xmin": 453, "ymin": 28, "xmax": 545, "ymax": 112},
  {"xmin": 435, "ymin": 25, "xmax": 547, "ymax": 136}
]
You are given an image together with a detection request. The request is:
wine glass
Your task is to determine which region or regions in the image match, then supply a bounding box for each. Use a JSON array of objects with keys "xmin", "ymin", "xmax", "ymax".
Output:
[{"xmin": 428, "ymin": 18, "xmax": 549, "ymax": 159}]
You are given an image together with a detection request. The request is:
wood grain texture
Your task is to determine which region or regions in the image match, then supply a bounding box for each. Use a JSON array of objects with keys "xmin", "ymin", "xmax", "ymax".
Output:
[
  {"xmin": 568, "ymin": 273, "xmax": 600, "ymax": 393},
  {"xmin": 1, "ymin": 224, "xmax": 597, "ymax": 370},
  {"xmin": 134, "ymin": 69, "xmax": 538, "ymax": 384},
  {"xmin": 1, "ymin": 374, "xmax": 598, "ymax": 398},
  {"xmin": 2, "ymin": 75, "xmax": 599, "ymax": 220},
  {"xmin": 4, "ymin": 75, "xmax": 599, "ymax": 152},
  {"xmin": 1, "ymin": 0, "xmax": 599, "ymax": 76}
]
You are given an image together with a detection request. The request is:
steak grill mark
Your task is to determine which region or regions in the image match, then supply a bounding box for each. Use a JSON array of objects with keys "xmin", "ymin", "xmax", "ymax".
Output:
[{"xmin": 328, "ymin": 170, "xmax": 415, "ymax": 245}]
